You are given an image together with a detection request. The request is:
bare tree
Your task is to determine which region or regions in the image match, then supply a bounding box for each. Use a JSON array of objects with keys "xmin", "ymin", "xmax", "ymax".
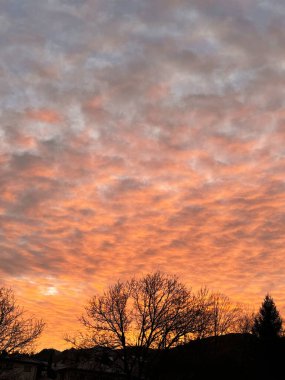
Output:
[
  {"xmin": 234, "ymin": 306, "xmax": 255, "ymax": 334},
  {"xmin": 66, "ymin": 272, "xmax": 200, "ymax": 379},
  {"xmin": 65, "ymin": 274, "xmax": 250, "ymax": 378},
  {"xmin": 132, "ymin": 272, "xmax": 197, "ymax": 350},
  {"xmin": 0, "ymin": 287, "xmax": 45, "ymax": 354},
  {"xmin": 189, "ymin": 289, "xmax": 243, "ymax": 339},
  {"xmin": 191, "ymin": 287, "xmax": 215, "ymax": 340},
  {"xmin": 209, "ymin": 292, "xmax": 241, "ymax": 337},
  {"xmin": 82, "ymin": 280, "xmax": 133, "ymax": 377},
  {"xmin": 131, "ymin": 273, "xmax": 199, "ymax": 378}
]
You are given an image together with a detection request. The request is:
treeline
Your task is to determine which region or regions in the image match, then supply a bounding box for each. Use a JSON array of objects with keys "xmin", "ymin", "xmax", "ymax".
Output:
[
  {"xmin": 0, "ymin": 272, "xmax": 283, "ymax": 379},
  {"xmin": 65, "ymin": 272, "xmax": 283, "ymax": 379}
]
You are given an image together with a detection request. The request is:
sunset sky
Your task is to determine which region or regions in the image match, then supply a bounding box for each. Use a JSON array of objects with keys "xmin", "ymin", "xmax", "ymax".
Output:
[{"xmin": 1, "ymin": 0, "xmax": 285, "ymax": 350}]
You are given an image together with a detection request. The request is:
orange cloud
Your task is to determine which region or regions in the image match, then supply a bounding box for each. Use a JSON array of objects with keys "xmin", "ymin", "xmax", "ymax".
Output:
[{"xmin": 26, "ymin": 109, "xmax": 62, "ymax": 124}]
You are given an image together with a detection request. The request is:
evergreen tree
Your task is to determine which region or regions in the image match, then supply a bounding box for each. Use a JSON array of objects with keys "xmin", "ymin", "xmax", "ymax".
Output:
[{"xmin": 252, "ymin": 294, "xmax": 282, "ymax": 340}]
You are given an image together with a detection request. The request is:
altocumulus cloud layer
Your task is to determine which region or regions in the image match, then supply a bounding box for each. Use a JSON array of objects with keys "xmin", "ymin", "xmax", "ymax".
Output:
[{"xmin": 0, "ymin": 0, "xmax": 285, "ymax": 349}]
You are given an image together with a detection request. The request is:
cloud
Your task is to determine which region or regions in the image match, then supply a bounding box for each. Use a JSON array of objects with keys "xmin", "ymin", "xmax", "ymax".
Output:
[{"xmin": 0, "ymin": 0, "xmax": 285, "ymax": 349}]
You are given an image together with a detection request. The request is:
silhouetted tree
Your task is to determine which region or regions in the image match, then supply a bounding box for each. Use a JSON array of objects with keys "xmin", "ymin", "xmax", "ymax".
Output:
[
  {"xmin": 66, "ymin": 275, "xmax": 264, "ymax": 379},
  {"xmin": 252, "ymin": 294, "xmax": 282, "ymax": 340},
  {"xmin": 191, "ymin": 287, "xmax": 215, "ymax": 339},
  {"xmin": 187, "ymin": 288, "xmax": 244, "ymax": 340},
  {"xmin": 132, "ymin": 272, "xmax": 198, "ymax": 350},
  {"xmin": 65, "ymin": 272, "xmax": 200, "ymax": 379},
  {"xmin": 0, "ymin": 287, "xmax": 45, "ymax": 353},
  {"xmin": 235, "ymin": 307, "xmax": 255, "ymax": 334},
  {"xmin": 210, "ymin": 293, "xmax": 242, "ymax": 337}
]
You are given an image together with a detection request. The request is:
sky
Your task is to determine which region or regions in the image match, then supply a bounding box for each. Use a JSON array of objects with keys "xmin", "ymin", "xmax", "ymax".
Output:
[{"xmin": 0, "ymin": 0, "xmax": 285, "ymax": 350}]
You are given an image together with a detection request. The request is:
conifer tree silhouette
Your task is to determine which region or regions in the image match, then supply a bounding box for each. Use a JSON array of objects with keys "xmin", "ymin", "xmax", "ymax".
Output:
[{"xmin": 252, "ymin": 294, "xmax": 282, "ymax": 340}]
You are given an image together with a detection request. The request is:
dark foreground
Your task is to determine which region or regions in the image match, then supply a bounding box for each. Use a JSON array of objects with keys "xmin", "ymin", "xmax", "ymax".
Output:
[
  {"xmin": 2, "ymin": 333, "xmax": 284, "ymax": 380},
  {"xmin": 149, "ymin": 334, "xmax": 285, "ymax": 380}
]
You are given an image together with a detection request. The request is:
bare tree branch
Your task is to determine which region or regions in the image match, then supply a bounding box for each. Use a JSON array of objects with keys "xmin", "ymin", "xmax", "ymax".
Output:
[{"xmin": 0, "ymin": 287, "xmax": 45, "ymax": 354}]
